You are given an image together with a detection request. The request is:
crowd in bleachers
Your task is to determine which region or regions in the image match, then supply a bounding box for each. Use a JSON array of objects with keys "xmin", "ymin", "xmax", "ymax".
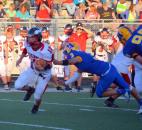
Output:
[{"xmin": 0, "ymin": 0, "xmax": 142, "ymax": 22}]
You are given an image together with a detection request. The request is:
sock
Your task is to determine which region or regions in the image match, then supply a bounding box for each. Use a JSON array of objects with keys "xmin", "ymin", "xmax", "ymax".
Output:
[
  {"xmin": 116, "ymin": 89, "xmax": 126, "ymax": 95},
  {"xmin": 137, "ymin": 99, "xmax": 142, "ymax": 106},
  {"xmin": 107, "ymin": 97, "xmax": 115, "ymax": 102}
]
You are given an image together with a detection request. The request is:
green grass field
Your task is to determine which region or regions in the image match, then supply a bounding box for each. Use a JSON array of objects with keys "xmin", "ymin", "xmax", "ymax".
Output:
[{"xmin": 0, "ymin": 91, "xmax": 142, "ymax": 130}]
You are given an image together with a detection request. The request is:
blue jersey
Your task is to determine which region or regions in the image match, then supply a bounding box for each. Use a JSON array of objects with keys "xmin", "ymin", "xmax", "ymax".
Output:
[
  {"xmin": 66, "ymin": 50, "xmax": 110, "ymax": 76},
  {"xmin": 123, "ymin": 25, "xmax": 142, "ymax": 57},
  {"xmin": 65, "ymin": 50, "xmax": 130, "ymax": 97}
]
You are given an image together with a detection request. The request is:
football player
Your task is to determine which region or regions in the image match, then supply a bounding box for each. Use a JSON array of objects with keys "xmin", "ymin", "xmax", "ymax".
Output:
[
  {"xmin": 15, "ymin": 27, "xmax": 54, "ymax": 114},
  {"xmin": 53, "ymin": 43, "xmax": 142, "ymax": 114}
]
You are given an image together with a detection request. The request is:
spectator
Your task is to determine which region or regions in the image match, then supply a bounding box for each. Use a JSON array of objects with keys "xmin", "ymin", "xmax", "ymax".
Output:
[
  {"xmin": 116, "ymin": 0, "xmax": 128, "ymax": 18},
  {"xmin": 14, "ymin": 0, "xmax": 30, "ymax": 10},
  {"xmin": 36, "ymin": 3, "xmax": 51, "ymax": 21},
  {"xmin": 6, "ymin": 3, "xmax": 16, "ymax": 20},
  {"xmin": 35, "ymin": 0, "xmax": 53, "ymax": 10},
  {"xmin": 97, "ymin": 2, "xmax": 116, "ymax": 20},
  {"xmin": 62, "ymin": 0, "xmax": 76, "ymax": 16},
  {"xmin": 135, "ymin": 0, "xmax": 142, "ymax": 19},
  {"xmin": 69, "ymin": 22, "xmax": 93, "ymax": 51},
  {"xmin": 86, "ymin": 0, "xmax": 102, "ymax": 8},
  {"xmin": 74, "ymin": 2, "xmax": 86, "ymax": 19},
  {"xmin": 74, "ymin": 0, "xmax": 86, "ymax": 6},
  {"xmin": 85, "ymin": 3, "xmax": 100, "ymax": 19},
  {"xmin": 120, "ymin": 3, "xmax": 138, "ymax": 23},
  {"xmin": 52, "ymin": 0, "xmax": 62, "ymax": 17},
  {"xmin": 0, "ymin": 2, "xmax": 6, "ymax": 18},
  {"xmin": 16, "ymin": 3, "xmax": 31, "ymax": 20}
]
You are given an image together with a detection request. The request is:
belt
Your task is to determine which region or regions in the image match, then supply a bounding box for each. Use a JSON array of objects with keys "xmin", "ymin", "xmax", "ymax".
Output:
[{"xmin": 101, "ymin": 64, "xmax": 111, "ymax": 76}]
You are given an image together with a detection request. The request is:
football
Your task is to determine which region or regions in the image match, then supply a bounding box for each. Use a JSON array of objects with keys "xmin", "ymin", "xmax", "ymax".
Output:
[{"xmin": 34, "ymin": 58, "xmax": 47, "ymax": 71}]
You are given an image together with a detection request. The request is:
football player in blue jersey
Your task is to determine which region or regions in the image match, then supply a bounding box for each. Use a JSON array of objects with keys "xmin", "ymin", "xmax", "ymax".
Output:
[
  {"xmin": 118, "ymin": 24, "xmax": 142, "ymax": 64},
  {"xmin": 53, "ymin": 43, "xmax": 142, "ymax": 114}
]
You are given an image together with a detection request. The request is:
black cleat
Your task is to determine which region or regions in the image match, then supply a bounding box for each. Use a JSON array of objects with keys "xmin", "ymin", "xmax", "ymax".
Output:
[
  {"xmin": 90, "ymin": 86, "xmax": 96, "ymax": 97},
  {"xmin": 64, "ymin": 85, "xmax": 72, "ymax": 92},
  {"xmin": 76, "ymin": 87, "xmax": 83, "ymax": 92},
  {"xmin": 23, "ymin": 87, "xmax": 35, "ymax": 101},
  {"xmin": 104, "ymin": 99, "xmax": 119, "ymax": 108},
  {"xmin": 31, "ymin": 105, "xmax": 39, "ymax": 114},
  {"xmin": 56, "ymin": 86, "xmax": 63, "ymax": 90}
]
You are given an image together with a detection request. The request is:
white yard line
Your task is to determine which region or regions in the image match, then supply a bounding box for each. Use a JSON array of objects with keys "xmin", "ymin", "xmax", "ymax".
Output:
[
  {"xmin": 80, "ymin": 109, "xmax": 95, "ymax": 112},
  {"xmin": 0, "ymin": 121, "xmax": 72, "ymax": 130},
  {"xmin": 0, "ymin": 98, "xmax": 138, "ymax": 112}
]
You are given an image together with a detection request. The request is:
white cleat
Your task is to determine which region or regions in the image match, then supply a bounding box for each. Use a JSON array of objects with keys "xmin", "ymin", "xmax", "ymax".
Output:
[{"xmin": 137, "ymin": 106, "xmax": 142, "ymax": 114}]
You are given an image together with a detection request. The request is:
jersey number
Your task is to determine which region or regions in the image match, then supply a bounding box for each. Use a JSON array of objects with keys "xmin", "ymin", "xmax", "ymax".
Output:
[{"xmin": 132, "ymin": 28, "xmax": 142, "ymax": 44}]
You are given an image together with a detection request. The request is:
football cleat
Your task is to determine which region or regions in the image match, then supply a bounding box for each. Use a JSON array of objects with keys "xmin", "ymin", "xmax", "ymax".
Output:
[
  {"xmin": 23, "ymin": 87, "xmax": 35, "ymax": 101},
  {"xmin": 64, "ymin": 85, "xmax": 72, "ymax": 92},
  {"xmin": 104, "ymin": 99, "xmax": 119, "ymax": 108},
  {"xmin": 137, "ymin": 106, "xmax": 142, "ymax": 114},
  {"xmin": 31, "ymin": 104, "xmax": 39, "ymax": 114},
  {"xmin": 56, "ymin": 86, "xmax": 63, "ymax": 90}
]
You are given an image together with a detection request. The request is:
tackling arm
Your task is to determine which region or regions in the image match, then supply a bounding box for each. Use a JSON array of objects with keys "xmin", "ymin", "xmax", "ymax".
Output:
[{"xmin": 53, "ymin": 56, "xmax": 82, "ymax": 65}]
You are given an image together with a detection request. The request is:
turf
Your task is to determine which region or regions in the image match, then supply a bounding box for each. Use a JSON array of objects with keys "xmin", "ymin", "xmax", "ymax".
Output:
[{"xmin": 0, "ymin": 91, "xmax": 142, "ymax": 130}]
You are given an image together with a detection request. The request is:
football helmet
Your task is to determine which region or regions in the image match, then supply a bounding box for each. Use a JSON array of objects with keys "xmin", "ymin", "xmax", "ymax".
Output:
[
  {"xmin": 41, "ymin": 26, "xmax": 49, "ymax": 32},
  {"xmin": 63, "ymin": 43, "xmax": 74, "ymax": 56},
  {"xmin": 117, "ymin": 25, "xmax": 132, "ymax": 44},
  {"xmin": 64, "ymin": 24, "xmax": 73, "ymax": 35},
  {"xmin": 20, "ymin": 26, "xmax": 28, "ymax": 37},
  {"xmin": 28, "ymin": 27, "xmax": 42, "ymax": 41}
]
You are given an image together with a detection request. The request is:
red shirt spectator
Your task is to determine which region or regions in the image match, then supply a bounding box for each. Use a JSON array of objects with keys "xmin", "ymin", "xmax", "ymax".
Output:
[
  {"xmin": 36, "ymin": 3, "xmax": 51, "ymax": 22},
  {"xmin": 68, "ymin": 22, "xmax": 93, "ymax": 51},
  {"xmin": 69, "ymin": 32, "xmax": 88, "ymax": 51}
]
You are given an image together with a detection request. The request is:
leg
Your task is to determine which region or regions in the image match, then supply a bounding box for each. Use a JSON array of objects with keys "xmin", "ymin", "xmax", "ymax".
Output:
[
  {"xmin": 15, "ymin": 68, "xmax": 36, "ymax": 101},
  {"xmin": 31, "ymin": 72, "xmax": 51, "ymax": 114}
]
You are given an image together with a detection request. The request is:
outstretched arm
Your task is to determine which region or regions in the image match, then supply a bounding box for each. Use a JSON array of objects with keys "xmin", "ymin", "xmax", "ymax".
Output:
[{"xmin": 53, "ymin": 56, "xmax": 82, "ymax": 65}]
